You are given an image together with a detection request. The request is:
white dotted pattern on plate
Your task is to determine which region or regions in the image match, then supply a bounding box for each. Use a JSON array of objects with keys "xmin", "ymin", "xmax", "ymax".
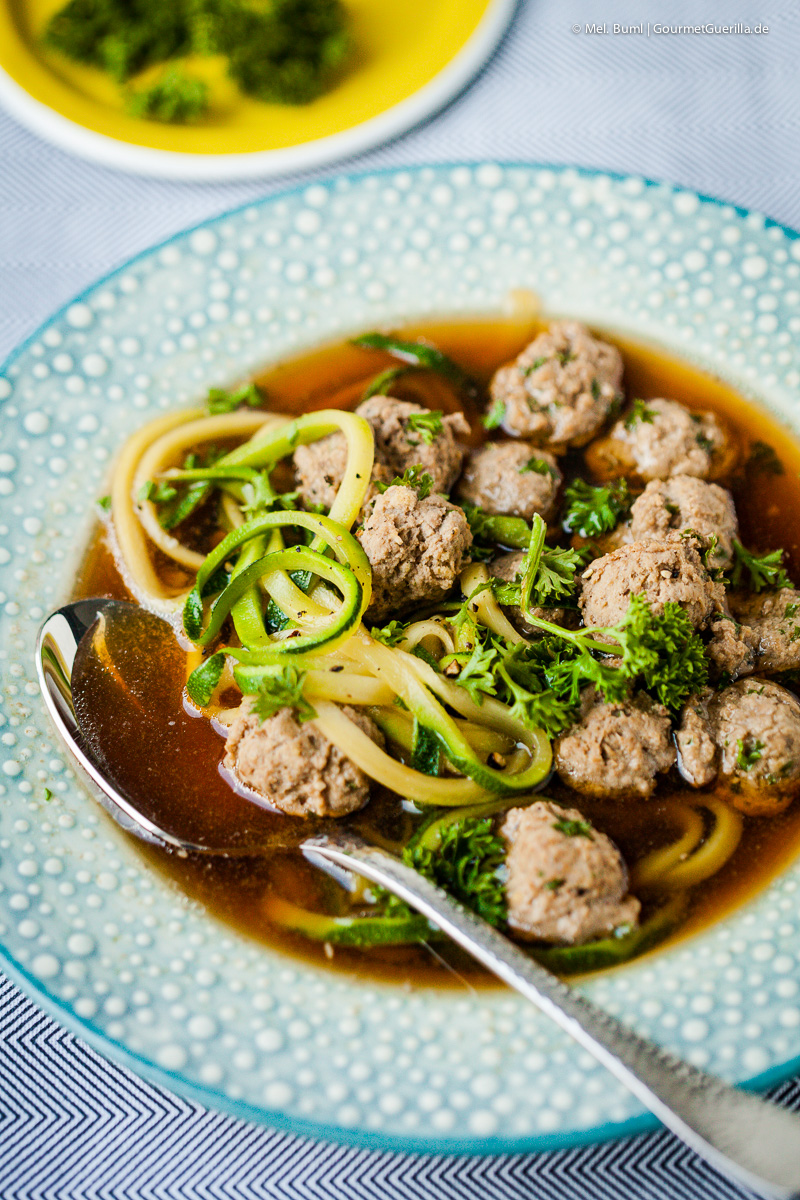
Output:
[{"xmin": 2, "ymin": 165, "xmax": 800, "ymax": 1150}]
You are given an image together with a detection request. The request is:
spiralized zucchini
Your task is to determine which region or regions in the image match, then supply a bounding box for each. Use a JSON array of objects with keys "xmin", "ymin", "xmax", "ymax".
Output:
[
  {"xmin": 632, "ymin": 797, "xmax": 743, "ymax": 891},
  {"xmin": 109, "ymin": 399, "xmax": 553, "ymax": 811},
  {"xmin": 459, "ymin": 563, "xmax": 523, "ymax": 644}
]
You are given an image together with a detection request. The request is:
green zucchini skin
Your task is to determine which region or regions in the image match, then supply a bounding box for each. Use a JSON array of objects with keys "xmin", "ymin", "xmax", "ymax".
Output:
[
  {"xmin": 351, "ymin": 332, "xmax": 471, "ymax": 390},
  {"xmin": 411, "ymin": 719, "xmax": 441, "ymax": 776},
  {"xmin": 183, "ymin": 507, "xmax": 371, "ymax": 643},
  {"xmin": 263, "ymin": 897, "xmax": 436, "ymax": 947},
  {"xmin": 527, "ymin": 893, "xmax": 687, "ymax": 975},
  {"xmin": 264, "ymin": 890, "xmax": 682, "ymax": 964}
]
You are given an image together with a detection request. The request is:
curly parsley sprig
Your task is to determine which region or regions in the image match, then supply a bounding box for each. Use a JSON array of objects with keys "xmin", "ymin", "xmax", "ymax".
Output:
[
  {"xmin": 407, "ymin": 818, "xmax": 508, "ymax": 928},
  {"xmin": 521, "ymin": 592, "xmax": 709, "ymax": 714},
  {"xmin": 562, "ymin": 478, "xmax": 632, "ymax": 539},
  {"xmin": 728, "ymin": 540, "xmax": 794, "ymax": 592},
  {"xmin": 519, "ymin": 517, "xmax": 584, "ymax": 611},
  {"xmin": 250, "ymin": 666, "xmax": 317, "ymax": 724},
  {"xmin": 369, "ymin": 619, "xmax": 410, "ymax": 647},
  {"xmin": 624, "ymin": 397, "xmax": 656, "ymax": 429}
]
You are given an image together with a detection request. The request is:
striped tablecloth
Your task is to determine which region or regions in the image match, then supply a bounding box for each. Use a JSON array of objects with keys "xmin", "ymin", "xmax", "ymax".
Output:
[{"xmin": 1, "ymin": 1, "xmax": 799, "ymax": 1196}]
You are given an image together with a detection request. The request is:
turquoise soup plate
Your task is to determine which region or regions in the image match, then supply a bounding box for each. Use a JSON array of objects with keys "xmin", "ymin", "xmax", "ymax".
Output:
[{"xmin": 2, "ymin": 164, "xmax": 800, "ymax": 1154}]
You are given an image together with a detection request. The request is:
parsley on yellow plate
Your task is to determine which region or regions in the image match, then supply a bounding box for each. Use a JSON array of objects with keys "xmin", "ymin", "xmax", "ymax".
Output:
[{"xmin": 0, "ymin": 0, "xmax": 515, "ymax": 179}]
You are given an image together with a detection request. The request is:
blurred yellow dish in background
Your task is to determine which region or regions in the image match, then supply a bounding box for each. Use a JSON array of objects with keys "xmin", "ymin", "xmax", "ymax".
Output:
[{"xmin": 0, "ymin": 0, "xmax": 500, "ymax": 155}]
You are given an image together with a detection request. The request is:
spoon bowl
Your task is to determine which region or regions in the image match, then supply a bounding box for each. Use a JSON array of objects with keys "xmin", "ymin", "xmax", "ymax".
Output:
[
  {"xmin": 36, "ymin": 598, "xmax": 299, "ymax": 857},
  {"xmin": 37, "ymin": 599, "xmax": 203, "ymax": 853}
]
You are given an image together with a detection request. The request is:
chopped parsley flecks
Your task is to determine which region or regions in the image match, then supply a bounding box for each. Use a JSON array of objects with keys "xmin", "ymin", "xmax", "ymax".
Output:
[
  {"xmin": 736, "ymin": 737, "xmax": 765, "ymax": 771},
  {"xmin": 519, "ymin": 455, "xmax": 558, "ymax": 478},
  {"xmin": 482, "ymin": 398, "xmax": 506, "ymax": 430},
  {"xmin": 624, "ymin": 398, "xmax": 655, "ymax": 429},
  {"xmin": 405, "ymin": 409, "xmax": 444, "ymax": 445},
  {"xmin": 375, "ymin": 466, "xmax": 434, "ymax": 500},
  {"xmin": 552, "ymin": 818, "xmax": 593, "ymax": 839}
]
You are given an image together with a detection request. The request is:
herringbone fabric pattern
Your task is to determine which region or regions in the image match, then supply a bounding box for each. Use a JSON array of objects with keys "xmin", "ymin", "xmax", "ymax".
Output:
[
  {"xmin": 3, "ymin": 0, "xmax": 800, "ymax": 1196},
  {"xmin": 2, "ymin": 974, "xmax": 800, "ymax": 1199}
]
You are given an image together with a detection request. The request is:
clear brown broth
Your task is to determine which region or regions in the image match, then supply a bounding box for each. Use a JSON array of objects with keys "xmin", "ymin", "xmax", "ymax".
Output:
[{"xmin": 72, "ymin": 317, "xmax": 800, "ymax": 988}]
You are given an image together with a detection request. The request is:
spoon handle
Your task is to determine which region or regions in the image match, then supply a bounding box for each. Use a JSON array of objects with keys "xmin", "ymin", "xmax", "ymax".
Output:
[{"xmin": 305, "ymin": 831, "xmax": 800, "ymax": 1200}]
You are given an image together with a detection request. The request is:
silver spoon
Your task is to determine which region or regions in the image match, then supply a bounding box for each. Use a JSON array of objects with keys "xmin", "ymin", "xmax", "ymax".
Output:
[{"xmin": 37, "ymin": 598, "xmax": 800, "ymax": 1198}]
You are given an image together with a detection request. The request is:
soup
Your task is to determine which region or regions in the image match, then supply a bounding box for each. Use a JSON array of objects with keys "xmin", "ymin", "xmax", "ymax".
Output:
[{"xmin": 71, "ymin": 316, "xmax": 800, "ymax": 987}]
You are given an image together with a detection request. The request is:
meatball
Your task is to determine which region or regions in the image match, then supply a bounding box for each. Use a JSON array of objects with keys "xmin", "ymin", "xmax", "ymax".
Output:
[
  {"xmin": 580, "ymin": 537, "xmax": 725, "ymax": 631},
  {"xmin": 489, "ymin": 550, "xmax": 573, "ymax": 637},
  {"xmin": 629, "ymin": 476, "xmax": 738, "ymax": 569},
  {"xmin": 223, "ymin": 701, "xmax": 383, "ymax": 818},
  {"xmin": 705, "ymin": 611, "xmax": 757, "ymax": 681},
  {"xmin": 586, "ymin": 398, "xmax": 736, "ymax": 483},
  {"xmin": 501, "ymin": 800, "xmax": 641, "ymax": 945},
  {"xmin": 675, "ymin": 680, "xmax": 800, "ymax": 815},
  {"xmin": 554, "ymin": 689, "xmax": 675, "ymax": 799},
  {"xmin": 293, "ymin": 431, "xmax": 392, "ymax": 515},
  {"xmin": 729, "ymin": 588, "xmax": 800, "ymax": 674},
  {"xmin": 455, "ymin": 441, "xmax": 562, "ymax": 522},
  {"xmin": 488, "ymin": 321, "xmax": 623, "ymax": 452},
  {"xmin": 358, "ymin": 485, "xmax": 472, "ymax": 622},
  {"xmin": 293, "ymin": 395, "xmax": 468, "ymax": 513}
]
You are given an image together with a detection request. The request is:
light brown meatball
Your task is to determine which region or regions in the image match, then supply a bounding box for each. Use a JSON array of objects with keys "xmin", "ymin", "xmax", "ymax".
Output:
[
  {"xmin": 293, "ymin": 395, "xmax": 469, "ymax": 513},
  {"xmin": 358, "ymin": 394, "xmax": 469, "ymax": 490},
  {"xmin": 729, "ymin": 588, "xmax": 800, "ymax": 674},
  {"xmin": 293, "ymin": 432, "xmax": 392, "ymax": 515},
  {"xmin": 675, "ymin": 680, "xmax": 800, "ymax": 815},
  {"xmin": 586, "ymin": 398, "xmax": 736, "ymax": 483},
  {"xmin": 705, "ymin": 611, "xmax": 757, "ymax": 681},
  {"xmin": 489, "ymin": 550, "xmax": 573, "ymax": 637},
  {"xmin": 554, "ymin": 689, "xmax": 676, "ymax": 800},
  {"xmin": 629, "ymin": 476, "xmax": 738, "ymax": 569},
  {"xmin": 580, "ymin": 537, "xmax": 725, "ymax": 631},
  {"xmin": 501, "ymin": 800, "xmax": 640, "ymax": 945},
  {"xmin": 488, "ymin": 321, "xmax": 623, "ymax": 452},
  {"xmin": 358, "ymin": 485, "xmax": 472, "ymax": 622},
  {"xmin": 223, "ymin": 701, "xmax": 383, "ymax": 818},
  {"xmin": 455, "ymin": 441, "xmax": 562, "ymax": 522}
]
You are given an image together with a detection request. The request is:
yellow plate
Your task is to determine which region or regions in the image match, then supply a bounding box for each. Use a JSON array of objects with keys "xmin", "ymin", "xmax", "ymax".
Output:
[{"xmin": 0, "ymin": 0, "xmax": 516, "ymax": 180}]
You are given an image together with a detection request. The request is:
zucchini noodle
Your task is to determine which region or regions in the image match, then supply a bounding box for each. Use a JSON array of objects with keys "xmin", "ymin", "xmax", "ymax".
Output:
[
  {"xmin": 632, "ymin": 797, "xmax": 743, "ymax": 891},
  {"xmin": 310, "ymin": 700, "xmax": 489, "ymax": 806},
  {"xmin": 110, "ymin": 406, "xmax": 206, "ymax": 610},
  {"xmin": 208, "ymin": 547, "xmax": 365, "ymax": 662},
  {"xmin": 400, "ymin": 643, "xmax": 547, "ymax": 748},
  {"xmin": 400, "ymin": 619, "xmax": 456, "ymax": 657},
  {"xmin": 221, "ymin": 491, "xmax": 246, "ymax": 531},
  {"xmin": 185, "ymin": 512, "xmax": 371, "ymax": 661},
  {"xmin": 459, "ymin": 563, "xmax": 523, "ymax": 644},
  {"xmin": 111, "ymin": 407, "xmax": 373, "ymax": 614},
  {"xmin": 132, "ymin": 411, "xmax": 288, "ymax": 572},
  {"xmin": 229, "ymin": 527, "xmax": 281, "ymax": 649},
  {"xmin": 342, "ymin": 631, "xmax": 551, "ymax": 798},
  {"xmin": 246, "ymin": 668, "xmax": 394, "ymax": 708},
  {"xmin": 631, "ymin": 802, "xmax": 705, "ymax": 889},
  {"xmin": 369, "ymin": 706, "xmax": 515, "ymax": 760}
]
